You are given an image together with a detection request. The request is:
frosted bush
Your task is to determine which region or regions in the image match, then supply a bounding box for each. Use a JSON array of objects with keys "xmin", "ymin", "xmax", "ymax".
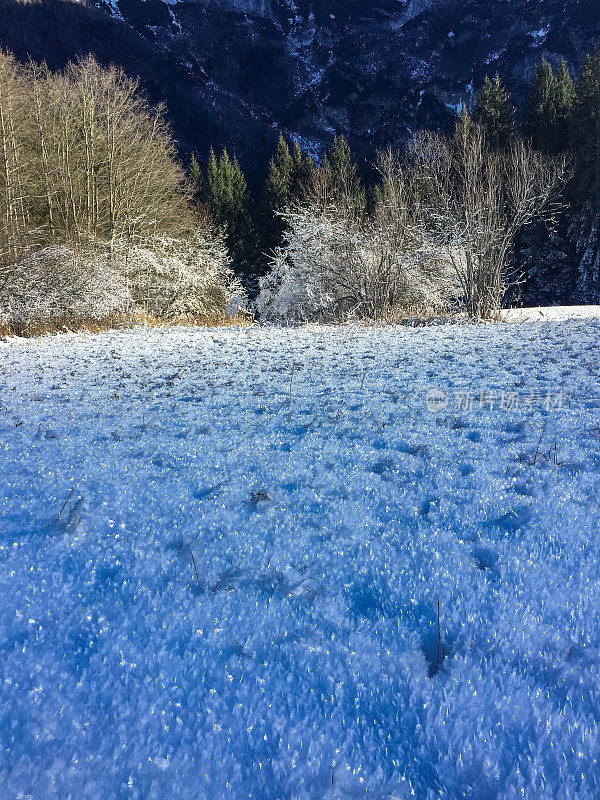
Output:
[
  {"xmin": 114, "ymin": 232, "xmax": 246, "ymax": 323},
  {"xmin": 0, "ymin": 231, "xmax": 247, "ymax": 334},
  {"xmin": 256, "ymin": 205, "xmax": 458, "ymax": 323},
  {"xmin": 0, "ymin": 242, "xmax": 130, "ymax": 334}
]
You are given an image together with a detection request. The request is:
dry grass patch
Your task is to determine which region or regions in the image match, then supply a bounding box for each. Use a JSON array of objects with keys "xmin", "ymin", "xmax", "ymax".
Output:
[{"xmin": 1, "ymin": 310, "xmax": 254, "ymax": 338}]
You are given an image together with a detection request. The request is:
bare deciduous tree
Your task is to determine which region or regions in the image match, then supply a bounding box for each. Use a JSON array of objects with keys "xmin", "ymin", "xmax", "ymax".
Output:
[
  {"xmin": 411, "ymin": 110, "xmax": 569, "ymax": 318},
  {"xmin": 0, "ymin": 52, "xmax": 36, "ymax": 267},
  {"xmin": 0, "ymin": 51, "xmax": 243, "ymax": 333}
]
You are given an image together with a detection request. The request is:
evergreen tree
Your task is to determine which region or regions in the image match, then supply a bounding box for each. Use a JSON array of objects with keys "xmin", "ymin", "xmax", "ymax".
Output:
[
  {"xmin": 188, "ymin": 153, "xmax": 202, "ymax": 200},
  {"xmin": 525, "ymin": 58, "xmax": 575, "ymax": 152},
  {"xmin": 575, "ymin": 43, "xmax": 600, "ymax": 207},
  {"xmin": 473, "ymin": 74, "xmax": 515, "ymax": 148},
  {"xmin": 555, "ymin": 60, "xmax": 577, "ymax": 132},
  {"xmin": 258, "ymin": 133, "xmax": 316, "ymax": 276},
  {"xmin": 321, "ymin": 134, "xmax": 364, "ymax": 207},
  {"xmin": 290, "ymin": 140, "xmax": 315, "ymax": 193},
  {"xmin": 205, "ymin": 148, "xmax": 222, "ymax": 212},
  {"xmin": 265, "ymin": 134, "xmax": 315, "ymax": 212},
  {"xmin": 264, "ymin": 134, "xmax": 294, "ymax": 211},
  {"xmin": 291, "ymin": 140, "xmax": 304, "ymax": 177},
  {"xmin": 326, "ymin": 135, "xmax": 359, "ymax": 185},
  {"xmin": 525, "ymin": 59, "xmax": 556, "ymax": 149},
  {"xmin": 205, "ymin": 148, "xmax": 248, "ymax": 224},
  {"xmin": 204, "ymin": 147, "xmax": 254, "ymax": 275}
]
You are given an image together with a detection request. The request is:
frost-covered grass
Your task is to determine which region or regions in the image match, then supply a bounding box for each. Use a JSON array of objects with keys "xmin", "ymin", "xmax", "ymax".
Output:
[{"xmin": 1, "ymin": 320, "xmax": 600, "ymax": 799}]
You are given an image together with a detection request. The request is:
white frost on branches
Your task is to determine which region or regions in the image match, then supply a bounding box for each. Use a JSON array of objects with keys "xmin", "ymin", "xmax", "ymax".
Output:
[
  {"xmin": 0, "ymin": 243, "xmax": 130, "ymax": 333},
  {"xmin": 116, "ymin": 233, "xmax": 245, "ymax": 322},
  {"xmin": 257, "ymin": 206, "xmax": 456, "ymax": 323},
  {"xmin": 0, "ymin": 232, "xmax": 245, "ymax": 334},
  {"xmin": 258, "ymin": 130, "xmax": 568, "ymax": 322}
]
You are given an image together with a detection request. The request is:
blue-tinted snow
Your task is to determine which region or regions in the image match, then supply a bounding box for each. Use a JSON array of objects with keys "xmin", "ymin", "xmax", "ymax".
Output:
[{"xmin": 1, "ymin": 320, "xmax": 600, "ymax": 799}]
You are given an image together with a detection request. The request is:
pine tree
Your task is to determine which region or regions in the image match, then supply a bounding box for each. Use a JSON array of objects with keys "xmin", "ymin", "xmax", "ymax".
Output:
[
  {"xmin": 291, "ymin": 140, "xmax": 303, "ymax": 176},
  {"xmin": 556, "ymin": 59, "xmax": 577, "ymax": 134},
  {"xmin": 525, "ymin": 59, "xmax": 556, "ymax": 149},
  {"xmin": 189, "ymin": 153, "xmax": 202, "ymax": 200},
  {"xmin": 322, "ymin": 134, "xmax": 364, "ymax": 207},
  {"xmin": 525, "ymin": 58, "xmax": 575, "ymax": 152},
  {"xmin": 204, "ymin": 148, "xmax": 247, "ymax": 224},
  {"xmin": 473, "ymin": 74, "xmax": 515, "ymax": 148},
  {"xmin": 205, "ymin": 147, "xmax": 223, "ymax": 214},
  {"xmin": 264, "ymin": 134, "xmax": 294, "ymax": 211},
  {"xmin": 327, "ymin": 135, "xmax": 358, "ymax": 183},
  {"xmin": 204, "ymin": 147, "xmax": 254, "ymax": 275},
  {"xmin": 575, "ymin": 43, "xmax": 600, "ymax": 207},
  {"xmin": 265, "ymin": 134, "xmax": 315, "ymax": 211},
  {"xmin": 260, "ymin": 134, "xmax": 316, "ymax": 271}
]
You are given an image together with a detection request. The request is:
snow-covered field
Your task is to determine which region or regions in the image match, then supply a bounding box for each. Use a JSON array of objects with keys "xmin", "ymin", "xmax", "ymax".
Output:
[
  {"xmin": 1, "ymin": 319, "xmax": 600, "ymax": 799},
  {"xmin": 500, "ymin": 305, "xmax": 600, "ymax": 322}
]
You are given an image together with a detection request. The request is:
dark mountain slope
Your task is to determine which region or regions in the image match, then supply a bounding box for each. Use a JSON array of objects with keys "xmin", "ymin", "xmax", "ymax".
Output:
[
  {"xmin": 1, "ymin": 0, "xmax": 598, "ymax": 179},
  {"xmin": 0, "ymin": 0, "xmax": 276, "ymax": 181}
]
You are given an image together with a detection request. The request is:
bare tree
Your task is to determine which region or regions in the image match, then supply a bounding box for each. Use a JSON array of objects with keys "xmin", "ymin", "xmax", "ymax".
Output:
[
  {"xmin": 0, "ymin": 51, "xmax": 34, "ymax": 266},
  {"xmin": 410, "ymin": 110, "xmax": 569, "ymax": 318},
  {"xmin": 0, "ymin": 53, "xmax": 245, "ymax": 333},
  {"xmin": 28, "ymin": 61, "xmax": 58, "ymax": 238}
]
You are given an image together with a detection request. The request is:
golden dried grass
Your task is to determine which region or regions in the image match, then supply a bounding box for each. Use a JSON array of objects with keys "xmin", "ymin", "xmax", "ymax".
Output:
[{"xmin": 1, "ymin": 310, "xmax": 254, "ymax": 338}]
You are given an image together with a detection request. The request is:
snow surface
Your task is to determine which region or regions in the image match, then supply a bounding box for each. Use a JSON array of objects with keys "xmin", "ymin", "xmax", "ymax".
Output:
[
  {"xmin": 1, "ymin": 319, "xmax": 600, "ymax": 799},
  {"xmin": 501, "ymin": 305, "xmax": 600, "ymax": 322}
]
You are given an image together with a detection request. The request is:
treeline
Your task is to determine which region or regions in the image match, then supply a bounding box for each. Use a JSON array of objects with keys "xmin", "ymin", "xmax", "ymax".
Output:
[
  {"xmin": 0, "ymin": 52, "xmax": 243, "ymax": 335},
  {"xmin": 188, "ymin": 138, "xmax": 315, "ymax": 292},
  {"xmin": 1, "ymin": 43, "xmax": 599, "ymax": 331},
  {"xmin": 190, "ymin": 42, "xmax": 600, "ymax": 320},
  {"xmin": 257, "ymin": 121, "xmax": 566, "ymax": 321},
  {"xmin": 473, "ymin": 50, "xmax": 600, "ymax": 209}
]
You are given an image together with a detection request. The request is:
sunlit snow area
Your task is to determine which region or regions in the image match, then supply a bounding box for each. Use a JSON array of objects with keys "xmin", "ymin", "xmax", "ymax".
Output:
[{"xmin": 1, "ymin": 317, "xmax": 600, "ymax": 799}]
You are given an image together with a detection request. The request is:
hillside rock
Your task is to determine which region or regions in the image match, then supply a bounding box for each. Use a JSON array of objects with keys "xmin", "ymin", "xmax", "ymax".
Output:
[{"xmin": 1, "ymin": 0, "xmax": 598, "ymax": 177}]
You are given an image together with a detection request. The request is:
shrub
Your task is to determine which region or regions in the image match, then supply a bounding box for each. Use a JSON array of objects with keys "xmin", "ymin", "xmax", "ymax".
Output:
[
  {"xmin": 117, "ymin": 232, "xmax": 246, "ymax": 324},
  {"xmin": 257, "ymin": 150, "xmax": 459, "ymax": 323}
]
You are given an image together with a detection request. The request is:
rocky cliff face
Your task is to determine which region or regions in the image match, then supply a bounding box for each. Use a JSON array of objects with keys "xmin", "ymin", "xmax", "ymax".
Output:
[
  {"xmin": 2, "ymin": 0, "xmax": 596, "ymax": 177},
  {"xmin": 92, "ymin": 0, "xmax": 600, "ymax": 168}
]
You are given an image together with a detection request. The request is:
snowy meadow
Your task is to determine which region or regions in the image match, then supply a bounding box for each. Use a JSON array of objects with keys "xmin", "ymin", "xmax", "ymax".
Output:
[{"xmin": 1, "ymin": 319, "xmax": 600, "ymax": 799}]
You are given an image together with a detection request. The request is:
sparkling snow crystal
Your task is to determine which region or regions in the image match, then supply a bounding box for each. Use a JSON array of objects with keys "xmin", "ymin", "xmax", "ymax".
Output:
[{"xmin": 1, "ymin": 318, "xmax": 600, "ymax": 798}]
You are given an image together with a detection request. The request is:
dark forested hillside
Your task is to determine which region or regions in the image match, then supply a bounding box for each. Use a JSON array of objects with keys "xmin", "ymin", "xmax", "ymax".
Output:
[{"xmin": 1, "ymin": 0, "xmax": 599, "ymax": 179}]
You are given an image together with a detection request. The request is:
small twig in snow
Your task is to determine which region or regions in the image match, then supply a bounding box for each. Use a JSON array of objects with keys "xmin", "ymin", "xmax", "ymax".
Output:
[
  {"xmin": 55, "ymin": 489, "xmax": 73, "ymax": 523},
  {"xmin": 286, "ymin": 362, "xmax": 296, "ymax": 407},
  {"xmin": 190, "ymin": 548, "xmax": 200, "ymax": 584},
  {"xmin": 436, "ymin": 600, "xmax": 442, "ymax": 668}
]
